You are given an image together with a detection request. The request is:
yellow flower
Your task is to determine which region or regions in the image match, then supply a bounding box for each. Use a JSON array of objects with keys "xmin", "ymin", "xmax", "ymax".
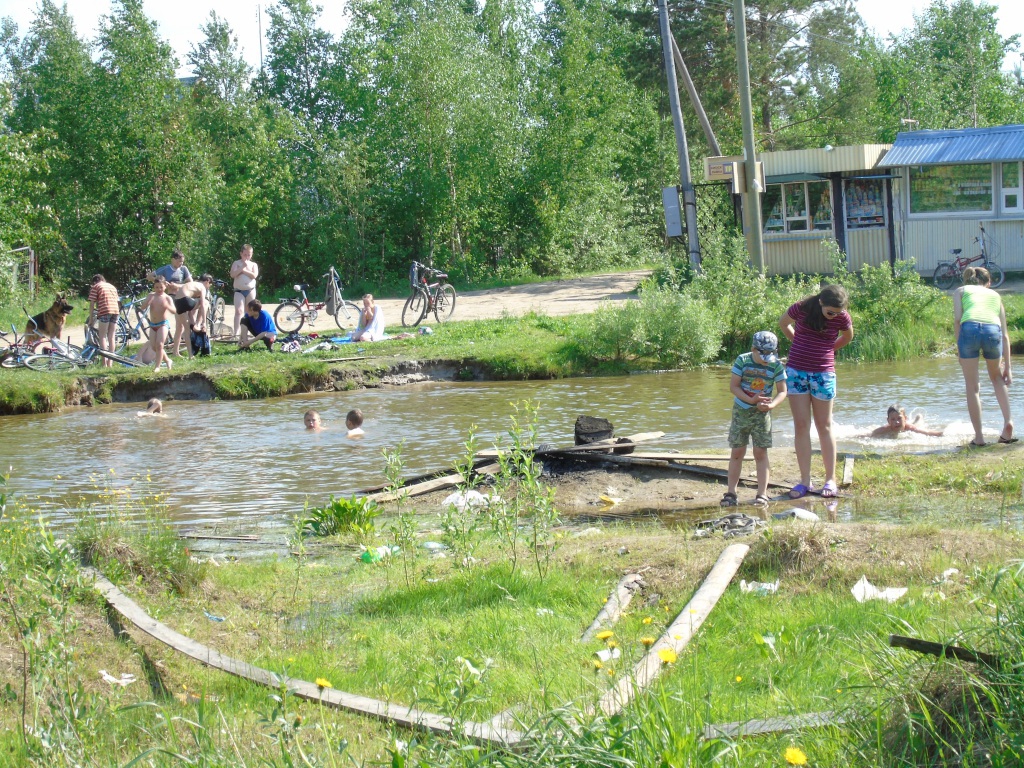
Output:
[
  {"xmin": 287, "ymin": 657, "xmax": 295, "ymax": 663},
  {"xmin": 606, "ymin": 669, "xmax": 614, "ymax": 676},
  {"xmin": 735, "ymin": 675, "xmax": 742, "ymax": 682},
  {"xmin": 315, "ymin": 678, "xmax": 332, "ymax": 690},
  {"xmin": 836, "ymin": 688, "xmax": 842, "ymax": 693},
  {"xmin": 592, "ymin": 659, "xmax": 603, "ymax": 670},
  {"xmin": 606, "ymin": 639, "xmax": 619, "ymax": 648},
  {"xmin": 642, "ymin": 617, "xmax": 653, "ymax": 625},
  {"xmin": 596, "ymin": 630, "xmax": 614, "ymax": 641},
  {"xmin": 658, "ymin": 648, "xmax": 677, "ymax": 664},
  {"xmin": 785, "ymin": 747, "xmax": 808, "ymax": 766},
  {"xmin": 641, "ymin": 636, "xmax": 656, "ymax": 647}
]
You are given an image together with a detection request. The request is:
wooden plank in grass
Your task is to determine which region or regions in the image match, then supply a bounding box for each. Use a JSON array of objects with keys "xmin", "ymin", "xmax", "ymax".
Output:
[
  {"xmin": 597, "ymin": 543, "xmax": 749, "ymax": 717},
  {"xmin": 86, "ymin": 568, "xmax": 523, "ymax": 747},
  {"xmin": 557, "ymin": 452, "xmax": 795, "ymax": 491},
  {"xmin": 842, "ymin": 456, "xmax": 855, "ymax": 487},
  {"xmin": 703, "ymin": 711, "xmax": 847, "ymax": 740},
  {"xmin": 889, "ymin": 634, "xmax": 1001, "ymax": 669},
  {"xmin": 580, "ymin": 573, "xmax": 645, "ymax": 642}
]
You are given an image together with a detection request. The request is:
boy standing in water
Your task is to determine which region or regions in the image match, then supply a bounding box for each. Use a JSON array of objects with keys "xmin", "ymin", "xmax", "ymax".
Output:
[{"xmin": 721, "ymin": 331, "xmax": 787, "ymax": 508}]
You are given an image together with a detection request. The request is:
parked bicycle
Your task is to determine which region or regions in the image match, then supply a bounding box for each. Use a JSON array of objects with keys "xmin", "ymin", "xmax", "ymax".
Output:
[
  {"xmin": 0, "ymin": 318, "xmax": 47, "ymax": 368},
  {"xmin": 402, "ymin": 261, "xmax": 456, "ymax": 327},
  {"xmin": 933, "ymin": 224, "xmax": 1005, "ymax": 290},
  {"xmin": 115, "ymin": 282, "xmax": 154, "ymax": 353},
  {"xmin": 206, "ymin": 279, "xmax": 230, "ymax": 339},
  {"xmin": 273, "ymin": 266, "xmax": 361, "ymax": 334},
  {"xmin": 23, "ymin": 325, "xmax": 144, "ymax": 371}
]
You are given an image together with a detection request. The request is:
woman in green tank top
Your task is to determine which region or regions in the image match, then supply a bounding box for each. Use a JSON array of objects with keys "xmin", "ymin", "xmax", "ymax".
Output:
[{"xmin": 953, "ymin": 267, "xmax": 1013, "ymax": 446}]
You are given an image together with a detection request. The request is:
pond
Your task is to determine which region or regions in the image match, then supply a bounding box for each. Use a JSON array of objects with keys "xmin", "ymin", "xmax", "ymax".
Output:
[{"xmin": 0, "ymin": 356, "xmax": 1020, "ymax": 529}]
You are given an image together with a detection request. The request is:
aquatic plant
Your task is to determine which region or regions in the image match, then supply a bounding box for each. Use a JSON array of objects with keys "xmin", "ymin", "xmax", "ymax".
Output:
[{"xmin": 303, "ymin": 495, "xmax": 381, "ymax": 540}]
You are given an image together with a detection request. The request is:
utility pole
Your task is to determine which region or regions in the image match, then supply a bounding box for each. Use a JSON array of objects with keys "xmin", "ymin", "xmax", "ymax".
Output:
[
  {"xmin": 657, "ymin": 0, "xmax": 701, "ymax": 271},
  {"xmin": 733, "ymin": 0, "xmax": 765, "ymax": 274},
  {"xmin": 670, "ymin": 36, "xmax": 722, "ymax": 158}
]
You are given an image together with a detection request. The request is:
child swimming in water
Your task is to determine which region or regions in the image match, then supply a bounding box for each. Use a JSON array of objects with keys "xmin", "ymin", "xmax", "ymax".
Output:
[
  {"xmin": 303, "ymin": 409, "xmax": 323, "ymax": 430},
  {"xmin": 871, "ymin": 405, "xmax": 943, "ymax": 438},
  {"xmin": 136, "ymin": 398, "xmax": 166, "ymax": 417}
]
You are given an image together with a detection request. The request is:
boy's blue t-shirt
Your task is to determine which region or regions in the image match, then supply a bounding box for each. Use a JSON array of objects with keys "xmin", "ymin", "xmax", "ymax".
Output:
[
  {"xmin": 248, "ymin": 309, "xmax": 276, "ymax": 336},
  {"xmin": 731, "ymin": 352, "xmax": 786, "ymax": 409}
]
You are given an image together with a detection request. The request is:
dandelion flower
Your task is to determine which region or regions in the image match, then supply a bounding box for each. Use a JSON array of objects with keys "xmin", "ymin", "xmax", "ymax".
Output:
[
  {"xmin": 606, "ymin": 669, "xmax": 614, "ymax": 677},
  {"xmin": 658, "ymin": 648, "xmax": 677, "ymax": 664},
  {"xmin": 642, "ymin": 617, "xmax": 653, "ymax": 625},
  {"xmin": 735, "ymin": 675, "xmax": 742, "ymax": 682},
  {"xmin": 836, "ymin": 688, "xmax": 842, "ymax": 693},
  {"xmin": 641, "ymin": 636, "xmax": 655, "ymax": 647},
  {"xmin": 596, "ymin": 630, "xmax": 614, "ymax": 641},
  {"xmin": 785, "ymin": 746, "xmax": 808, "ymax": 765},
  {"xmin": 315, "ymin": 678, "xmax": 332, "ymax": 690},
  {"xmin": 606, "ymin": 639, "xmax": 619, "ymax": 648},
  {"xmin": 592, "ymin": 659, "xmax": 603, "ymax": 670}
]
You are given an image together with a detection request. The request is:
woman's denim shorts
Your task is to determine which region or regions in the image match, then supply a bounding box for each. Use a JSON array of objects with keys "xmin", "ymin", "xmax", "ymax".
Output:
[{"xmin": 958, "ymin": 320, "xmax": 1002, "ymax": 360}]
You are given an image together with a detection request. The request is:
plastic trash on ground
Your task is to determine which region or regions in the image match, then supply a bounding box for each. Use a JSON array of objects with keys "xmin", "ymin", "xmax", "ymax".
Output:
[
  {"xmin": 573, "ymin": 527, "xmax": 602, "ymax": 538},
  {"xmin": 740, "ymin": 579, "xmax": 780, "ymax": 596},
  {"xmin": 100, "ymin": 670, "xmax": 137, "ymax": 687},
  {"xmin": 851, "ymin": 575, "xmax": 907, "ymax": 603},
  {"xmin": 773, "ymin": 507, "xmax": 820, "ymax": 521},
  {"xmin": 422, "ymin": 541, "xmax": 447, "ymax": 553},
  {"xmin": 203, "ymin": 610, "xmax": 225, "ymax": 622},
  {"xmin": 594, "ymin": 647, "xmax": 622, "ymax": 662},
  {"xmin": 443, "ymin": 490, "xmax": 498, "ymax": 512},
  {"xmin": 360, "ymin": 545, "xmax": 398, "ymax": 563}
]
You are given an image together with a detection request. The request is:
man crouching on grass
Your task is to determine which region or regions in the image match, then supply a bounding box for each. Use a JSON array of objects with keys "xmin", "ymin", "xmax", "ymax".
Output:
[
  {"xmin": 238, "ymin": 300, "xmax": 277, "ymax": 351},
  {"xmin": 721, "ymin": 331, "xmax": 787, "ymax": 509}
]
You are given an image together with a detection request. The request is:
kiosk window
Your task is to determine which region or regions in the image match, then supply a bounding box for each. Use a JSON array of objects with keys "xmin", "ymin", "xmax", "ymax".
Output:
[
  {"xmin": 762, "ymin": 181, "xmax": 832, "ymax": 234},
  {"xmin": 910, "ymin": 164, "xmax": 992, "ymax": 214},
  {"xmin": 844, "ymin": 178, "xmax": 886, "ymax": 229},
  {"xmin": 1002, "ymin": 162, "xmax": 1022, "ymax": 212}
]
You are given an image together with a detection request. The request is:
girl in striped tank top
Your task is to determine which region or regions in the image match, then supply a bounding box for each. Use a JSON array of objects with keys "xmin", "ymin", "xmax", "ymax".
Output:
[
  {"xmin": 779, "ymin": 284, "xmax": 855, "ymax": 498},
  {"xmin": 953, "ymin": 267, "xmax": 1013, "ymax": 446}
]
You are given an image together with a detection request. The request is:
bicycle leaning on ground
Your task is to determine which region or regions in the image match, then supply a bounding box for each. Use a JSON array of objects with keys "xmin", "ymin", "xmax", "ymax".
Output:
[
  {"xmin": 273, "ymin": 266, "xmax": 361, "ymax": 334},
  {"xmin": 933, "ymin": 224, "xmax": 1005, "ymax": 290},
  {"xmin": 0, "ymin": 317, "xmax": 47, "ymax": 368},
  {"xmin": 23, "ymin": 325, "xmax": 144, "ymax": 371},
  {"xmin": 401, "ymin": 261, "xmax": 457, "ymax": 327}
]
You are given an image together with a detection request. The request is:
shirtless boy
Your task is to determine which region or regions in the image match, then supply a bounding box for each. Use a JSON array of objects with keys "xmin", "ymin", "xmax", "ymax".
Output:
[
  {"xmin": 231, "ymin": 244, "xmax": 259, "ymax": 338},
  {"xmin": 140, "ymin": 277, "xmax": 175, "ymax": 372}
]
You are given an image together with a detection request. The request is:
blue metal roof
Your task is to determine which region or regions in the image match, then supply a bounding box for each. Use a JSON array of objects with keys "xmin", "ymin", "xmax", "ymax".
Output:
[{"xmin": 879, "ymin": 124, "xmax": 1024, "ymax": 167}]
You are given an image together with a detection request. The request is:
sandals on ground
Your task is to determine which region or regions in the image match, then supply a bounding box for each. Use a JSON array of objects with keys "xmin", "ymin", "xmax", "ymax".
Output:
[
  {"xmin": 752, "ymin": 494, "xmax": 770, "ymax": 508},
  {"xmin": 720, "ymin": 492, "xmax": 738, "ymax": 507},
  {"xmin": 821, "ymin": 480, "xmax": 838, "ymax": 498},
  {"xmin": 788, "ymin": 483, "xmax": 812, "ymax": 499}
]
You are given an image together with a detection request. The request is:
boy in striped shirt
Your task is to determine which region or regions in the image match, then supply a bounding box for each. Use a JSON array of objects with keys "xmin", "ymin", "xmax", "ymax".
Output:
[{"xmin": 722, "ymin": 331, "xmax": 787, "ymax": 508}]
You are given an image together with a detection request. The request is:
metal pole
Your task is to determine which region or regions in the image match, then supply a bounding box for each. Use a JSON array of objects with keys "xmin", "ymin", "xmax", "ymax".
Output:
[
  {"xmin": 733, "ymin": 0, "xmax": 764, "ymax": 274},
  {"xmin": 670, "ymin": 35, "xmax": 722, "ymax": 157},
  {"xmin": 657, "ymin": 0, "xmax": 700, "ymax": 271}
]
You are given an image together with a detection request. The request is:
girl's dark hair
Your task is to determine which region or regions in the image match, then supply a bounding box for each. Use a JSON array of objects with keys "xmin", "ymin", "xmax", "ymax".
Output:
[
  {"xmin": 798, "ymin": 284, "xmax": 849, "ymax": 331},
  {"xmin": 962, "ymin": 266, "xmax": 990, "ymax": 286}
]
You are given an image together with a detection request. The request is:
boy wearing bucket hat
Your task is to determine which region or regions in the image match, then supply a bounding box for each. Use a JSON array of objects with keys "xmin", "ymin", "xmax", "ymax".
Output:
[{"xmin": 721, "ymin": 331, "xmax": 788, "ymax": 508}]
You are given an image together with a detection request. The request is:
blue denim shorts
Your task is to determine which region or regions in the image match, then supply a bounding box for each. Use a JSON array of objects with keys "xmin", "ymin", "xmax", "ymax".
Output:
[
  {"xmin": 958, "ymin": 321, "xmax": 1002, "ymax": 360},
  {"xmin": 785, "ymin": 367, "xmax": 837, "ymax": 401}
]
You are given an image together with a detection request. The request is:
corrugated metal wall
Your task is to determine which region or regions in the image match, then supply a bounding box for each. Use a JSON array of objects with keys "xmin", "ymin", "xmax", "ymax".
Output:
[
  {"xmin": 765, "ymin": 236, "xmax": 836, "ymax": 275},
  {"xmin": 846, "ymin": 229, "xmax": 890, "ymax": 269},
  {"xmin": 900, "ymin": 218, "xmax": 1024, "ymax": 272},
  {"xmin": 762, "ymin": 145, "xmax": 891, "ymax": 176}
]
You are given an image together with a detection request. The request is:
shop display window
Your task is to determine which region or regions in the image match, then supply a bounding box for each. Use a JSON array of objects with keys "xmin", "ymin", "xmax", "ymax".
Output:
[
  {"xmin": 909, "ymin": 163, "xmax": 992, "ymax": 214},
  {"xmin": 762, "ymin": 181, "xmax": 832, "ymax": 234},
  {"xmin": 844, "ymin": 178, "xmax": 886, "ymax": 229}
]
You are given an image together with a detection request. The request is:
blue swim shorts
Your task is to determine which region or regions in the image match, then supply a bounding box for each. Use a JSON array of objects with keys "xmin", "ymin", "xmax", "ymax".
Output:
[
  {"xmin": 957, "ymin": 320, "xmax": 1002, "ymax": 360},
  {"xmin": 785, "ymin": 366, "xmax": 837, "ymax": 401}
]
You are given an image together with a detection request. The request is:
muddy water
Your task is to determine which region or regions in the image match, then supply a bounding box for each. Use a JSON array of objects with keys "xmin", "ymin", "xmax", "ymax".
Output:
[{"xmin": 0, "ymin": 356, "xmax": 1020, "ymax": 527}]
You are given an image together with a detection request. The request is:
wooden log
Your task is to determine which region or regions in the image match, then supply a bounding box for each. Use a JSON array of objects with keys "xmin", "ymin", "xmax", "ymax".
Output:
[
  {"xmin": 179, "ymin": 534, "xmax": 260, "ymax": 542},
  {"xmin": 628, "ymin": 452, "xmax": 750, "ymax": 462},
  {"xmin": 889, "ymin": 634, "xmax": 1001, "ymax": 669},
  {"xmin": 475, "ymin": 431, "xmax": 665, "ymax": 459},
  {"xmin": 86, "ymin": 568, "xmax": 522, "ymax": 746},
  {"xmin": 597, "ymin": 543, "xmax": 749, "ymax": 717},
  {"xmin": 357, "ymin": 459, "xmax": 496, "ymax": 495},
  {"xmin": 361, "ymin": 463, "xmax": 500, "ymax": 503},
  {"xmin": 842, "ymin": 456, "xmax": 855, "ymax": 487},
  {"xmin": 580, "ymin": 573, "xmax": 644, "ymax": 641},
  {"xmin": 703, "ymin": 711, "xmax": 846, "ymax": 740}
]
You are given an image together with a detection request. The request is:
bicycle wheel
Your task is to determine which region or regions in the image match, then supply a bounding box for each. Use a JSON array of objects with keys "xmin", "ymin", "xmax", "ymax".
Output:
[
  {"xmin": 114, "ymin": 317, "xmax": 132, "ymax": 354},
  {"xmin": 24, "ymin": 354, "xmax": 79, "ymax": 372},
  {"xmin": 933, "ymin": 262, "xmax": 958, "ymax": 291},
  {"xmin": 985, "ymin": 261, "xmax": 1005, "ymax": 288},
  {"xmin": 402, "ymin": 290, "xmax": 427, "ymax": 327},
  {"xmin": 132, "ymin": 306, "xmax": 150, "ymax": 340},
  {"xmin": 212, "ymin": 296, "xmax": 226, "ymax": 326},
  {"xmin": 273, "ymin": 301, "xmax": 306, "ymax": 334},
  {"xmin": 1, "ymin": 351, "xmax": 26, "ymax": 368},
  {"xmin": 433, "ymin": 284, "xmax": 457, "ymax": 323},
  {"xmin": 334, "ymin": 301, "xmax": 361, "ymax": 332}
]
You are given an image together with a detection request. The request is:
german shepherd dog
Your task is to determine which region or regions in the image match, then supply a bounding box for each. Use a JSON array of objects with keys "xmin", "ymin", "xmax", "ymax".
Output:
[{"xmin": 25, "ymin": 294, "xmax": 75, "ymax": 343}]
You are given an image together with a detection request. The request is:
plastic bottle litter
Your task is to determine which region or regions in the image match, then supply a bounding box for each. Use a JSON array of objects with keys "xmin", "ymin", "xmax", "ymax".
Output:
[
  {"xmin": 360, "ymin": 545, "xmax": 398, "ymax": 563},
  {"xmin": 422, "ymin": 541, "xmax": 447, "ymax": 552},
  {"xmin": 740, "ymin": 579, "xmax": 780, "ymax": 596}
]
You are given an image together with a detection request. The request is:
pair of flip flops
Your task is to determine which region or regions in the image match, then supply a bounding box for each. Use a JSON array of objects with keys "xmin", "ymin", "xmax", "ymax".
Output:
[{"xmin": 789, "ymin": 481, "xmax": 838, "ymax": 499}]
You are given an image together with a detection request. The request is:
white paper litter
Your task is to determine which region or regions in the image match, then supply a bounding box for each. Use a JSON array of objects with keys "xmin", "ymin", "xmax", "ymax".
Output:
[
  {"xmin": 536, "ymin": 608, "xmax": 554, "ymax": 617},
  {"xmin": 100, "ymin": 670, "xmax": 137, "ymax": 687},
  {"xmin": 940, "ymin": 567, "xmax": 960, "ymax": 582},
  {"xmin": 851, "ymin": 575, "xmax": 907, "ymax": 603},
  {"xmin": 740, "ymin": 579, "xmax": 780, "ymax": 595},
  {"xmin": 443, "ymin": 490, "xmax": 498, "ymax": 512},
  {"xmin": 791, "ymin": 508, "xmax": 819, "ymax": 521},
  {"xmin": 573, "ymin": 527, "xmax": 602, "ymax": 538},
  {"xmin": 594, "ymin": 647, "xmax": 622, "ymax": 662}
]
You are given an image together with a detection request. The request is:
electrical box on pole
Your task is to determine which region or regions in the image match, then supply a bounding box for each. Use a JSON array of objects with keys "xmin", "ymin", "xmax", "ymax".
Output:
[{"xmin": 663, "ymin": 187, "xmax": 684, "ymax": 238}]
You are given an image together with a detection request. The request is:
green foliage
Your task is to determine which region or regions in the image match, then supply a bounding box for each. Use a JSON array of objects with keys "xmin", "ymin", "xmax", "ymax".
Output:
[{"xmin": 303, "ymin": 494, "xmax": 381, "ymax": 539}]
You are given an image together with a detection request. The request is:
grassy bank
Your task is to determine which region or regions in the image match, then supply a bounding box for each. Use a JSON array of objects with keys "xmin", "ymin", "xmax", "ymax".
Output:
[{"xmin": 2, "ymin": 439, "xmax": 1023, "ymax": 767}]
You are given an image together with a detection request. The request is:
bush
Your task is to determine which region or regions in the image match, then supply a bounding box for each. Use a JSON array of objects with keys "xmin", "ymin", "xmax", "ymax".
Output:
[{"xmin": 304, "ymin": 495, "xmax": 381, "ymax": 539}]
